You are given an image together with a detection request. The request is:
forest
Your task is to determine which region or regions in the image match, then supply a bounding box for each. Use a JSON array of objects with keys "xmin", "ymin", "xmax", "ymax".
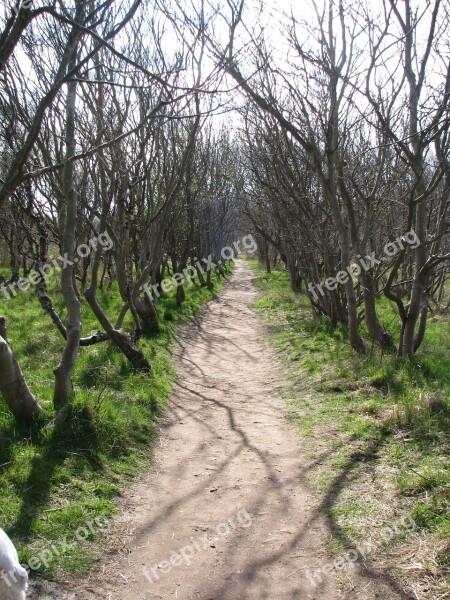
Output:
[{"xmin": 0, "ymin": 0, "xmax": 448, "ymax": 599}]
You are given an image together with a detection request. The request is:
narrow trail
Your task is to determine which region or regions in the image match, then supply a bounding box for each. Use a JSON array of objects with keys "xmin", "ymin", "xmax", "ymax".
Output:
[
  {"xmin": 33, "ymin": 262, "xmax": 345, "ymax": 599},
  {"xmin": 90, "ymin": 261, "xmax": 341, "ymax": 600}
]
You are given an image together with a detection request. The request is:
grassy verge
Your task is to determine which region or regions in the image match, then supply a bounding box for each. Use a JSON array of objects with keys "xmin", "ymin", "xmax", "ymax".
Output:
[
  {"xmin": 249, "ymin": 261, "xmax": 449, "ymax": 599},
  {"xmin": 0, "ymin": 265, "xmax": 232, "ymax": 580}
]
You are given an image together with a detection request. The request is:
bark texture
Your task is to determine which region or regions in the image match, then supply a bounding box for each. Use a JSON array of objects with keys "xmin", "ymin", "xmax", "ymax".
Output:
[{"xmin": 0, "ymin": 318, "xmax": 42, "ymax": 421}]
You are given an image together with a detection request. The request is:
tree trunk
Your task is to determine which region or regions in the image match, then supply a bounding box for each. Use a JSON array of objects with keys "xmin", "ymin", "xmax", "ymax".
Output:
[
  {"xmin": 176, "ymin": 283, "xmax": 186, "ymax": 307},
  {"xmin": 134, "ymin": 295, "xmax": 159, "ymax": 332},
  {"xmin": 206, "ymin": 266, "xmax": 214, "ymax": 289},
  {"xmin": 85, "ymin": 283, "xmax": 150, "ymax": 373},
  {"xmin": 263, "ymin": 238, "xmax": 271, "ymax": 273},
  {"xmin": 360, "ymin": 272, "xmax": 394, "ymax": 351},
  {"xmin": 53, "ymin": 57, "xmax": 81, "ymax": 411},
  {"xmin": 0, "ymin": 318, "xmax": 42, "ymax": 421},
  {"xmin": 286, "ymin": 254, "xmax": 301, "ymax": 292}
]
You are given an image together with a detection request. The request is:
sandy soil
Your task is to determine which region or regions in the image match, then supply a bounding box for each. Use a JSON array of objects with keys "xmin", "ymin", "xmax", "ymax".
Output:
[{"xmin": 29, "ymin": 261, "xmax": 407, "ymax": 599}]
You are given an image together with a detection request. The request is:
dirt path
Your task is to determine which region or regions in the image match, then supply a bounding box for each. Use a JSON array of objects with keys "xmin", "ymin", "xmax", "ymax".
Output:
[{"xmin": 33, "ymin": 261, "xmax": 345, "ymax": 599}]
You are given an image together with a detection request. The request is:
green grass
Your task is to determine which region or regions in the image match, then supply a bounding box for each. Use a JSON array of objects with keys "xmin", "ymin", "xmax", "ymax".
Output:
[
  {"xmin": 0, "ymin": 264, "xmax": 232, "ymax": 580},
  {"xmin": 249, "ymin": 261, "xmax": 450, "ymax": 598}
]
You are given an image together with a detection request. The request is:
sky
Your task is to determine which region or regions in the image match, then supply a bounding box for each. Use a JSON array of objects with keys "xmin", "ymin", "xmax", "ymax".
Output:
[{"xmin": 1, "ymin": 0, "xmax": 447, "ymax": 137}]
